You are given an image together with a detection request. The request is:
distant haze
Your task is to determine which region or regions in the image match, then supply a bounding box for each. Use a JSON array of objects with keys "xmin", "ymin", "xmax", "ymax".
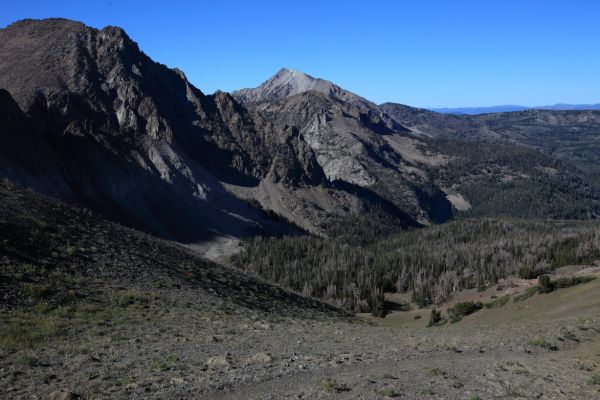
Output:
[{"xmin": 430, "ymin": 104, "xmax": 600, "ymax": 115}]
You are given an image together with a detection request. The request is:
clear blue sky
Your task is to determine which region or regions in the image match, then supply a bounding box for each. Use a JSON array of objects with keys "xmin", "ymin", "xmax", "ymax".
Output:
[{"xmin": 2, "ymin": 0, "xmax": 599, "ymax": 108}]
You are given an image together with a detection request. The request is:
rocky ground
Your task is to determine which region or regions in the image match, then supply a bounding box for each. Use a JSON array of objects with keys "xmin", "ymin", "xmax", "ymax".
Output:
[
  {"xmin": 2, "ymin": 296, "xmax": 600, "ymax": 399},
  {"xmin": 1, "ymin": 182, "xmax": 600, "ymax": 399}
]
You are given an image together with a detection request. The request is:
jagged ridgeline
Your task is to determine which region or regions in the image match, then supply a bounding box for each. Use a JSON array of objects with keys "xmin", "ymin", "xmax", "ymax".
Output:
[
  {"xmin": 233, "ymin": 219, "xmax": 600, "ymax": 312},
  {"xmin": 0, "ymin": 18, "xmax": 447, "ymax": 243},
  {"xmin": 2, "ymin": 18, "xmax": 600, "ymax": 249}
]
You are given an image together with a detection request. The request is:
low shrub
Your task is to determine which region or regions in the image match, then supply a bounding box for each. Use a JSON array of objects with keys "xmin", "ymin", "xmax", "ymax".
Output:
[
  {"xmin": 115, "ymin": 289, "xmax": 150, "ymax": 308},
  {"xmin": 369, "ymin": 290, "xmax": 385, "ymax": 318},
  {"xmin": 447, "ymin": 301, "xmax": 483, "ymax": 323},
  {"xmin": 555, "ymin": 275, "xmax": 596, "ymax": 289},
  {"xmin": 528, "ymin": 338, "xmax": 558, "ymax": 351},
  {"xmin": 537, "ymin": 275, "xmax": 595, "ymax": 295},
  {"xmin": 538, "ymin": 275, "xmax": 556, "ymax": 293},
  {"xmin": 588, "ymin": 374, "xmax": 600, "ymax": 385},
  {"xmin": 425, "ymin": 367, "xmax": 447, "ymax": 376},
  {"xmin": 0, "ymin": 312, "xmax": 61, "ymax": 350},
  {"xmin": 574, "ymin": 361, "xmax": 594, "ymax": 371},
  {"xmin": 484, "ymin": 294, "xmax": 511, "ymax": 309},
  {"xmin": 17, "ymin": 353, "xmax": 39, "ymax": 367},
  {"xmin": 427, "ymin": 308, "xmax": 442, "ymax": 327},
  {"xmin": 150, "ymin": 355, "xmax": 178, "ymax": 371},
  {"xmin": 321, "ymin": 378, "xmax": 348, "ymax": 393},
  {"xmin": 513, "ymin": 286, "xmax": 538, "ymax": 302}
]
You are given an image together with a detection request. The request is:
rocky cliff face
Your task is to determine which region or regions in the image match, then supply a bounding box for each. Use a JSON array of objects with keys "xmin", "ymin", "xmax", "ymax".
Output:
[
  {"xmin": 0, "ymin": 19, "xmax": 428, "ymax": 242},
  {"xmin": 0, "ymin": 19, "xmax": 308, "ymax": 241},
  {"xmin": 233, "ymin": 69, "xmax": 453, "ymax": 224}
]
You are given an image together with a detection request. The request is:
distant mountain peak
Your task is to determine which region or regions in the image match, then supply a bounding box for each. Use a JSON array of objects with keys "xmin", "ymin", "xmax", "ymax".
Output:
[
  {"xmin": 268, "ymin": 68, "xmax": 325, "ymax": 91},
  {"xmin": 274, "ymin": 67, "xmax": 304, "ymax": 76},
  {"xmin": 232, "ymin": 67, "xmax": 338, "ymax": 104},
  {"xmin": 231, "ymin": 67, "xmax": 410, "ymax": 134}
]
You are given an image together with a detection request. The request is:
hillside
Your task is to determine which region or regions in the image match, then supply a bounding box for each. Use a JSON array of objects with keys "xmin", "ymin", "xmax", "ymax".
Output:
[
  {"xmin": 2, "ymin": 180, "xmax": 600, "ymax": 399},
  {"xmin": 0, "ymin": 179, "xmax": 344, "ymax": 314},
  {"xmin": 0, "ymin": 179, "xmax": 349, "ymax": 395},
  {"xmin": 2, "ymin": 8, "xmax": 600, "ymax": 400},
  {"xmin": 382, "ymin": 102, "xmax": 600, "ymax": 174},
  {"xmin": 233, "ymin": 218, "xmax": 600, "ymax": 312}
]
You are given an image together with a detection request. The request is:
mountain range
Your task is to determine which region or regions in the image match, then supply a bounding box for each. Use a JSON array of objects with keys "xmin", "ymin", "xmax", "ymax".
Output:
[
  {"xmin": 431, "ymin": 104, "xmax": 600, "ymax": 115},
  {"xmin": 1, "ymin": 18, "xmax": 600, "ymax": 254},
  {"xmin": 3, "ymin": 17, "xmax": 600, "ymax": 400}
]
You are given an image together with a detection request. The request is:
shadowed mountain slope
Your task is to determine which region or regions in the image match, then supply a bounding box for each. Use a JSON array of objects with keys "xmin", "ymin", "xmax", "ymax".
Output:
[
  {"xmin": 0, "ymin": 179, "xmax": 345, "ymax": 316},
  {"xmin": 1, "ymin": 18, "xmax": 600, "ymax": 245},
  {"xmin": 0, "ymin": 19, "xmax": 413, "ymax": 240},
  {"xmin": 0, "ymin": 18, "xmax": 300, "ymax": 242},
  {"xmin": 0, "ymin": 20, "xmax": 435, "ymax": 238}
]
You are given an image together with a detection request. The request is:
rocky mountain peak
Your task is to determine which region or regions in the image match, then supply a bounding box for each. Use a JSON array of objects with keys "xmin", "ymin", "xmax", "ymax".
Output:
[
  {"xmin": 272, "ymin": 67, "xmax": 307, "ymax": 79},
  {"xmin": 4, "ymin": 17, "xmax": 86, "ymax": 32},
  {"xmin": 3, "ymin": 17, "xmax": 595, "ymax": 249},
  {"xmin": 269, "ymin": 68, "xmax": 325, "ymax": 92},
  {"xmin": 232, "ymin": 67, "xmax": 339, "ymax": 104},
  {"xmin": 232, "ymin": 67, "xmax": 409, "ymax": 134}
]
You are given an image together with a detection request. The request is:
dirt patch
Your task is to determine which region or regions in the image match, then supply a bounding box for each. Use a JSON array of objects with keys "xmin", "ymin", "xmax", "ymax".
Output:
[
  {"xmin": 384, "ymin": 134, "xmax": 449, "ymax": 166},
  {"xmin": 442, "ymin": 188, "xmax": 471, "ymax": 211}
]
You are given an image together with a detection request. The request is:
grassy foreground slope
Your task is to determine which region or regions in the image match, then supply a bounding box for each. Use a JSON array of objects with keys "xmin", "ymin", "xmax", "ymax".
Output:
[
  {"xmin": 1, "ymin": 180, "xmax": 600, "ymax": 399},
  {"xmin": 0, "ymin": 180, "xmax": 346, "ymax": 398}
]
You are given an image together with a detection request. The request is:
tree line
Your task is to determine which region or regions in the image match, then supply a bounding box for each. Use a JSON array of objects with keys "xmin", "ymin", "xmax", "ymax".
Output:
[{"xmin": 232, "ymin": 218, "xmax": 600, "ymax": 313}]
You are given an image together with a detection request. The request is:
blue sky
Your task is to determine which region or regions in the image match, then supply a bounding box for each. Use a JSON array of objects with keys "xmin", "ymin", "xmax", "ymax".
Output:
[{"xmin": 2, "ymin": 1, "xmax": 599, "ymax": 107}]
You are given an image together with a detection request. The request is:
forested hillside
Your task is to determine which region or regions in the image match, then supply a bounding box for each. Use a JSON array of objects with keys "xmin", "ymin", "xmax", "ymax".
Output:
[
  {"xmin": 426, "ymin": 138, "xmax": 600, "ymax": 219},
  {"xmin": 233, "ymin": 219, "xmax": 600, "ymax": 312}
]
